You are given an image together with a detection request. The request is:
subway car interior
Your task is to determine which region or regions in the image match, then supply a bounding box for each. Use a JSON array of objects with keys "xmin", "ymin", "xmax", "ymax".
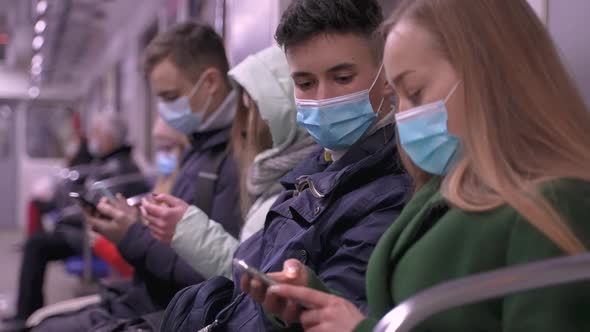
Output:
[{"xmin": 0, "ymin": 0, "xmax": 588, "ymax": 331}]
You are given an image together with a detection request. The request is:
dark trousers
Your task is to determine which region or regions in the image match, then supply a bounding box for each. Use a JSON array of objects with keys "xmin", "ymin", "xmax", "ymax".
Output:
[{"xmin": 16, "ymin": 229, "xmax": 82, "ymax": 319}]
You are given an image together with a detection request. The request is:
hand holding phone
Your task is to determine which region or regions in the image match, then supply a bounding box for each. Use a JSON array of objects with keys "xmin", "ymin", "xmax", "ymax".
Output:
[
  {"xmin": 69, "ymin": 192, "xmax": 108, "ymax": 219},
  {"xmin": 93, "ymin": 182, "xmax": 117, "ymax": 203},
  {"xmin": 237, "ymin": 258, "xmax": 311, "ymax": 325},
  {"xmin": 233, "ymin": 259, "xmax": 278, "ymax": 287}
]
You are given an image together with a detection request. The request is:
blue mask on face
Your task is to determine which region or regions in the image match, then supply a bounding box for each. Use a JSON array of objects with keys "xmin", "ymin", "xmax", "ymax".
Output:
[
  {"xmin": 157, "ymin": 72, "xmax": 212, "ymax": 135},
  {"xmin": 295, "ymin": 65, "xmax": 384, "ymax": 151},
  {"xmin": 395, "ymin": 82, "xmax": 461, "ymax": 175},
  {"xmin": 155, "ymin": 151, "xmax": 178, "ymax": 176}
]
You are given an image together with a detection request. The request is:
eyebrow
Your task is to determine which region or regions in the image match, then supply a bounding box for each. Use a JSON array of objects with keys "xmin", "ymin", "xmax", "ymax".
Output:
[
  {"xmin": 291, "ymin": 62, "xmax": 357, "ymax": 79},
  {"xmin": 157, "ymin": 90, "xmax": 179, "ymax": 98},
  {"xmin": 326, "ymin": 63, "xmax": 356, "ymax": 74}
]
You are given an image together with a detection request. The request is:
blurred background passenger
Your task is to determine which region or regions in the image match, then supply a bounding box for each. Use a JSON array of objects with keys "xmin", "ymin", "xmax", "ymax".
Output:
[
  {"xmin": 151, "ymin": 116, "xmax": 189, "ymax": 194},
  {"xmin": 30, "ymin": 21, "xmax": 241, "ymax": 332},
  {"xmin": 89, "ymin": 115, "xmax": 189, "ymax": 280},
  {"xmin": 1, "ymin": 111, "xmax": 144, "ymax": 332}
]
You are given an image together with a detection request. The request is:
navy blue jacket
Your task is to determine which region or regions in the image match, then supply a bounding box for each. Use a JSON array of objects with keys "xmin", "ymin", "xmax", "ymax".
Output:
[
  {"xmin": 214, "ymin": 124, "xmax": 412, "ymax": 331},
  {"xmin": 114, "ymin": 127, "xmax": 241, "ymax": 317},
  {"xmin": 172, "ymin": 127, "xmax": 242, "ymax": 237}
]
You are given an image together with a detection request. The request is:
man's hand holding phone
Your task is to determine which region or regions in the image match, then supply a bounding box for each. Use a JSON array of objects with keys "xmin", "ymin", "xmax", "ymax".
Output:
[
  {"xmin": 84, "ymin": 194, "xmax": 139, "ymax": 245},
  {"xmin": 239, "ymin": 259, "xmax": 310, "ymax": 324},
  {"xmin": 240, "ymin": 259, "xmax": 365, "ymax": 331}
]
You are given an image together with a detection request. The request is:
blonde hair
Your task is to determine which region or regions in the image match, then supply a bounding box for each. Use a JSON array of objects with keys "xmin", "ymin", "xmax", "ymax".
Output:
[
  {"xmin": 385, "ymin": 0, "xmax": 590, "ymax": 254},
  {"xmin": 230, "ymin": 88, "xmax": 273, "ymax": 218}
]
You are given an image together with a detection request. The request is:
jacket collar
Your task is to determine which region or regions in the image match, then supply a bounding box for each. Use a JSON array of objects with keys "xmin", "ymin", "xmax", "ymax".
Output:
[
  {"xmin": 189, "ymin": 126, "xmax": 232, "ymax": 152},
  {"xmin": 275, "ymin": 124, "xmax": 405, "ymax": 224},
  {"xmin": 282, "ymin": 124, "xmax": 402, "ymax": 197},
  {"xmin": 98, "ymin": 145, "xmax": 133, "ymax": 161}
]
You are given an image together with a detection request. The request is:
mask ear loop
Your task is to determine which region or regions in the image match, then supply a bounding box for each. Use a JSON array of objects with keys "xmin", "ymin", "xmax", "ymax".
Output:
[
  {"xmin": 444, "ymin": 81, "xmax": 462, "ymax": 104},
  {"xmin": 369, "ymin": 63, "xmax": 385, "ymax": 92},
  {"xmin": 371, "ymin": 64, "xmax": 386, "ymax": 115},
  {"xmin": 375, "ymin": 97, "xmax": 385, "ymax": 115},
  {"xmin": 189, "ymin": 70, "xmax": 214, "ymax": 115},
  {"xmin": 188, "ymin": 69, "xmax": 210, "ymax": 99}
]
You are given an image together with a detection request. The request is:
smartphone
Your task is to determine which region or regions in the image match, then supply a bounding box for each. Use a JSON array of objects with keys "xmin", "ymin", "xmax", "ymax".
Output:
[
  {"xmin": 69, "ymin": 192, "xmax": 106, "ymax": 218},
  {"xmin": 233, "ymin": 259, "xmax": 278, "ymax": 287},
  {"xmin": 234, "ymin": 259, "xmax": 312, "ymax": 309},
  {"xmin": 92, "ymin": 182, "xmax": 117, "ymax": 203}
]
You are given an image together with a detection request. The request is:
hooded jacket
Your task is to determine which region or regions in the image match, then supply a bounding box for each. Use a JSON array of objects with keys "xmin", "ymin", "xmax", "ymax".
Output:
[{"xmin": 171, "ymin": 46, "xmax": 317, "ymax": 279}]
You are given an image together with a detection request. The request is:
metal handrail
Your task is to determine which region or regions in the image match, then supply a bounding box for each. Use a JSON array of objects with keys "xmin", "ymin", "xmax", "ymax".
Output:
[{"xmin": 374, "ymin": 253, "xmax": 590, "ymax": 332}]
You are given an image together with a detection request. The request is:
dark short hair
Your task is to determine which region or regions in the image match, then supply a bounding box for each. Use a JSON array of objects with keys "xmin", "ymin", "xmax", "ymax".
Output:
[
  {"xmin": 275, "ymin": 0, "xmax": 384, "ymax": 59},
  {"xmin": 142, "ymin": 22, "xmax": 229, "ymax": 81}
]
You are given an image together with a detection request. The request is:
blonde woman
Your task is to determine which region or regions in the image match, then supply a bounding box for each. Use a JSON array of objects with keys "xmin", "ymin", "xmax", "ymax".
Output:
[{"xmin": 247, "ymin": 0, "xmax": 590, "ymax": 331}]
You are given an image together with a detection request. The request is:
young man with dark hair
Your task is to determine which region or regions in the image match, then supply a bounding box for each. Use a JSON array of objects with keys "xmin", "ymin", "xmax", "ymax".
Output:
[
  {"xmin": 31, "ymin": 22, "xmax": 241, "ymax": 332},
  {"xmin": 161, "ymin": 1, "xmax": 411, "ymax": 331}
]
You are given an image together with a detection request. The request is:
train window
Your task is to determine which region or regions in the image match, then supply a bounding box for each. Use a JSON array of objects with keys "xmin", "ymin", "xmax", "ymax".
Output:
[{"xmin": 26, "ymin": 104, "xmax": 76, "ymax": 159}]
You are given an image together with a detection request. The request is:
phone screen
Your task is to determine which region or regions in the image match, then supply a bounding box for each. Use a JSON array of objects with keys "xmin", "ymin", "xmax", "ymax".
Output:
[
  {"xmin": 233, "ymin": 259, "xmax": 278, "ymax": 287},
  {"xmin": 93, "ymin": 183, "xmax": 116, "ymax": 202},
  {"xmin": 69, "ymin": 192, "xmax": 107, "ymax": 219}
]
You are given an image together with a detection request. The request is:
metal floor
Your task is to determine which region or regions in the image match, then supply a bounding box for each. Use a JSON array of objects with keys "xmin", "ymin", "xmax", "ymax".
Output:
[{"xmin": 0, "ymin": 228, "xmax": 80, "ymax": 318}]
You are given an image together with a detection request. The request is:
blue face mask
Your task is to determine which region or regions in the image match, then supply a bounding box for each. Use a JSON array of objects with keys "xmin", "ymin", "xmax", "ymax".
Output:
[
  {"xmin": 395, "ymin": 82, "xmax": 461, "ymax": 175},
  {"xmin": 158, "ymin": 72, "xmax": 212, "ymax": 135},
  {"xmin": 155, "ymin": 151, "xmax": 178, "ymax": 176},
  {"xmin": 295, "ymin": 66, "xmax": 385, "ymax": 151}
]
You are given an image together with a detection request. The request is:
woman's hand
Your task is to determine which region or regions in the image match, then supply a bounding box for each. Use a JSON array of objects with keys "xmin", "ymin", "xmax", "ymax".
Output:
[
  {"xmin": 140, "ymin": 193, "xmax": 189, "ymax": 245},
  {"xmin": 267, "ymin": 284, "xmax": 366, "ymax": 332},
  {"xmin": 241, "ymin": 259, "xmax": 309, "ymax": 324},
  {"xmin": 86, "ymin": 194, "xmax": 138, "ymax": 244}
]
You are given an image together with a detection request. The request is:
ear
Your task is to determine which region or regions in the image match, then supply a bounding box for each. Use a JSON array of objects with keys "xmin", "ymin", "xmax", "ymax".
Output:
[{"xmin": 203, "ymin": 68, "xmax": 225, "ymax": 95}]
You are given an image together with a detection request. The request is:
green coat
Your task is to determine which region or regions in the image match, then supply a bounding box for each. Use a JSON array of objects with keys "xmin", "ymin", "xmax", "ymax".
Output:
[{"xmin": 352, "ymin": 177, "xmax": 590, "ymax": 332}]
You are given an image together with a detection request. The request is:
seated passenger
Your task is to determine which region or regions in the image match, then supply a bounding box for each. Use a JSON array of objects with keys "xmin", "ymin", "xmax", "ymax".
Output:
[
  {"xmin": 257, "ymin": 1, "xmax": 590, "ymax": 331},
  {"xmin": 159, "ymin": 1, "xmax": 412, "ymax": 331},
  {"xmin": 1, "ymin": 111, "xmax": 143, "ymax": 332},
  {"xmin": 31, "ymin": 22, "xmax": 242, "ymax": 332},
  {"xmin": 143, "ymin": 22, "xmax": 241, "ymax": 236},
  {"xmin": 141, "ymin": 45, "xmax": 317, "ymax": 279},
  {"xmin": 89, "ymin": 116, "xmax": 189, "ymax": 278}
]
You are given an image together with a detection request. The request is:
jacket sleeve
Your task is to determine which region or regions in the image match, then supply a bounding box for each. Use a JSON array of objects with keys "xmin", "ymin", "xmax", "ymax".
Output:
[
  {"xmin": 207, "ymin": 155, "xmax": 242, "ymax": 238},
  {"xmin": 266, "ymin": 203, "xmax": 404, "ymax": 331},
  {"xmin": 352, "ymin": 319, "xmax": 379, "ymax": 332},
  {"xmin": 171, "ymin": 205, "xmax": 239, "ymax": 279},
  {"xmin": 502, "ymin": 180, "xmax": 590, "ymax": 332},
  {"xmin": 117, "ymin": 222, "xmax": 204, "ymax": 289},
  {"xmin": 319, "ymin": 204, "xmax": 403, "ymax": 313}
]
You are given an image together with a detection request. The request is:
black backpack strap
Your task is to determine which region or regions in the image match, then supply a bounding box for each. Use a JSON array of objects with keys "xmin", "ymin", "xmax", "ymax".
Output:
[{"xmin": 192, "ymin": 148, "xmax": 229, "ymax": 216}]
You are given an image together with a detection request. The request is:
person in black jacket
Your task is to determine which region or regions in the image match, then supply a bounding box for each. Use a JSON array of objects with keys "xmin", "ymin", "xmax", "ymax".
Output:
[
  {"xmin": 30, "ymin": 22, "xmax": 242, "ymax": 332},
  {"xmin": 0, "ymin": 111, "xmax": 144, "ymax": 332}
]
